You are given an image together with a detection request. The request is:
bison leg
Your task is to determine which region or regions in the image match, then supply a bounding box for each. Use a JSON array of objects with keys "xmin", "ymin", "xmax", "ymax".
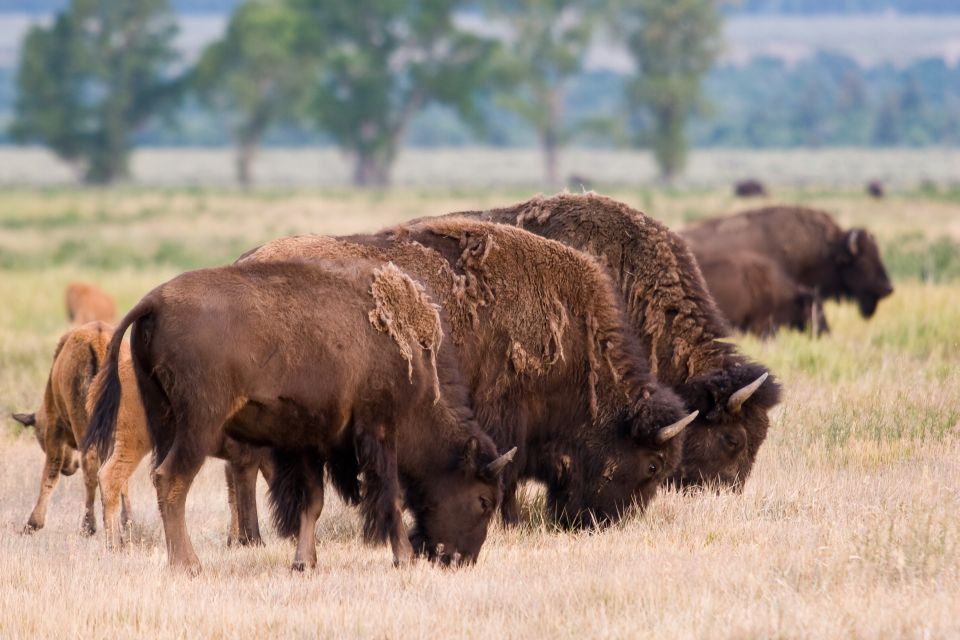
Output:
[
  {"xmin": 225, "ymin": 464, "xmax": 240, "ymax": 547},
  {"xmin": 98, "ymin": 431, "xmax": 149, "ymax": 549},
  {"xmin": 356, "ymin": 427, "xmax": 413, "ymax": 566},
  {"xmin": 152, "ymin": 443, "xmax": 205, "ymax": 575},
  {"xmin": 23, "ymin": 442, "xmax": 68, "ymax": 533},
  {"xmin": 231, "ymin": 459, "xmax": 263, "ymax": 546},
  {"xmin": 80, "ymin": 447, "xmax": 100, "ymax": 536},
  {"xmin": 291, "ymin": 471, "xmax": 324, "ymax": 572}
]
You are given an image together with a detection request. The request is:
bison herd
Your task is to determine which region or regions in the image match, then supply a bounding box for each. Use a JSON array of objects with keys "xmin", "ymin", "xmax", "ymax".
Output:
[{"xmin": 11, "ymin": 193, "xmax": 893, "ymax": 574}]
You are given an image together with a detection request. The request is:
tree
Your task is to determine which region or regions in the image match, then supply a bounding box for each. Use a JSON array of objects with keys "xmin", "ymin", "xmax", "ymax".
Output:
[
  {"xmin": 618, "ymin": 0, "xmax": 721, "ymax": 180},
  {"xmin": 289, "ymin": 0, "xmax": 496, "ymax": 187},
  {"xmin": 11, "ymin": 0, "xmax": 180, "ymax": 184},
  {"xmin": 192, "ymin": 1, "xmax": 303, "ymax": 185},
  {"xmin": 488, "ymin": 0, "xmax": 595, "ymax": 186}
]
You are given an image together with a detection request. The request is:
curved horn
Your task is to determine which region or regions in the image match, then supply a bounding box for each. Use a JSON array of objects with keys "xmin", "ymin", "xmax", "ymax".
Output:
[
  {"xmin": 847, "ymin": 230, "xmax": 859, "ymax": 256},
  {"xmin": 656, "ymin": 410, "xmax": 698, "ymax": 444},
  {"xmin": 11, "ymin": 412, "xmax": 35, "ymax": 427},
  {"xmin": 727, "ymin": 372, "xmax": 769, "ymax": 414},
  {"xmin": 484, "ymin": 446, "xmax": 518, "ymax": 478}
]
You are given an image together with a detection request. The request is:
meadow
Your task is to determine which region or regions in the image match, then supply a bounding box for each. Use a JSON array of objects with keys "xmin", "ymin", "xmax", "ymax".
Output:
[{"xmin": 0, "ymin": 184, "xmax": 958, "ymax": 638}]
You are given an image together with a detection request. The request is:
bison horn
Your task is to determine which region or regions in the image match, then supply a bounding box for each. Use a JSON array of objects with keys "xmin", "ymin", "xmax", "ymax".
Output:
[
  {"xmin": 11, "ymin": 412, "xmax": 35, "ymax": 427},
  {"xmin": 727, "ymin": 372, "xmax": 769, "ymax": 414},
  {"xmin": 485, "ymin": 446, "xmax": 518, "ymax": 478},
  {"xmin": 656, "ymin": 410, "xmax": 698, "ymax": 444},
  {"xmin": 847, "ymin": 230, "xmax": 859, "ymax": 256}
]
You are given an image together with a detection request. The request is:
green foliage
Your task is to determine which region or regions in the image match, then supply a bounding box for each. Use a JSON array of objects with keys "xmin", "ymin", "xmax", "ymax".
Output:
[
  {"xmin": 881, "ymin": 233, "xmax": 960, "ymax": 284},
  {"xmin": 487, "ymin": 0, "xmax": 598, "ymax": 185},
  {"xmin": 10, "ymin": 0, "xmax": 180, "ymax": 184},
  {"xmin": 192, "ymin": 1, "xmax": 304, "ymax": 185},
  {"xmin": 288, "ymin": 0, "xmax": 497, "ymax": 186},
  {"xmin": 617, "ymin": 0, "xmax": 722, "ymax": 180}
]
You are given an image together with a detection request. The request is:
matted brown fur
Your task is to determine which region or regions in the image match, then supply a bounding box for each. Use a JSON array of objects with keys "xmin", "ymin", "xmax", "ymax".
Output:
[
  {"xmin": 681, "ymin": 205, "xmax": 894, "ymax": 318},
  {"xmin": 241, "ymin": 219, "xmax": 691, "ymax": 529},
  {"xmin": 696, "ymin": 250, "xmax": 829, "ymax": 338},
  {"xmin": 65, "ymin": 282, "xmax": 117, "ymax": 325},
  {"xmin": 85, "ymin": 258, "xmax": 506, "ymax": 572},
  {"xmin": 446, "ymin": 193, "xmax": 782, "ymax": 490}
]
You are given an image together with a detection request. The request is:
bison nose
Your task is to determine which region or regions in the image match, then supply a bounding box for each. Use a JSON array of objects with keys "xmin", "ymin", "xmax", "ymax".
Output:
[{"xmin": 881, "ymin": 283, "xmax": 894, "ymax": 297}]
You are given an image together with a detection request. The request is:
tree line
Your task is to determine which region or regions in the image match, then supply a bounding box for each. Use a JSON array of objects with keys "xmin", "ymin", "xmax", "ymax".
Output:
[{"xmin": 11, "ymin": 0, "xmax": 721, "ymax": 186}]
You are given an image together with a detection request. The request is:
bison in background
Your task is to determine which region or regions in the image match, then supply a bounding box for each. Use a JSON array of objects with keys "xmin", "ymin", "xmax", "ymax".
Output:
[
  {"xmin": 445, "ymin": 193, "xmax": 781, "ymax": 491},
  {"xmin": 867, "ymin": 180, "xmax": 885, "ymax": 199},
  {"xmin": 734, "ymin": 179, "xmax": 768, "ymax": 198},
  {"xmin": 65, "ymin": 282, "xmax": 116, "ymax": 325},
  {"xmin": 240, "ymin": 219, "xmax": 696, "ymax": 530},
  {"xmin": 681, "ymin": 206, "xmax": 893, "ymax": 319},
  {"xmin": 695, "ymin": 250, "xmax": 829, "ymax": 338},
  {"xmin": 85, "ymin": 259, "xmax": 513, "ymax": 573}
]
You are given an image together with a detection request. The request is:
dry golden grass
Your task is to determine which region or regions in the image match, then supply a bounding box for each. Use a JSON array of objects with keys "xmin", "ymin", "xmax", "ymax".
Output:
[{"xmin": 1, "ymin": 186, "xmax": 958, "ymax": 638}]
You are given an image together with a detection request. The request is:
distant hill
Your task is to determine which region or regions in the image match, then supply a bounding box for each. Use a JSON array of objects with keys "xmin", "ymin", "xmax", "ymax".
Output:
[
  {"xmin": 730, "ymin": 1, "xmax": 960, "ymax": 14},
  {"xmin": 0, "ymin": 1, "xmax": 240, "ymax": 13}
]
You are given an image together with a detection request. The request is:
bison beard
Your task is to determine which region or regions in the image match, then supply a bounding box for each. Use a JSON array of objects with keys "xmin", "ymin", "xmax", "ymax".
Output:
[
  {"xmin": 441, "ymin": 193, "xmax": 782, "ymax": 491},
  {"xmin": 239, "ymin": 219, "xmax": 696, "ymax": 530}
]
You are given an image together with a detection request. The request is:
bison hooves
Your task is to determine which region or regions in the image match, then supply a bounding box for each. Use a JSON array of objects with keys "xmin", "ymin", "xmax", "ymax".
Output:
[
  {"xmin": 21, "ymin": 522, "xmax": 41, "ymax": 535},
  {"xmin": 290, "ymin": 561, "xmax": 307, "ymax": 572}
]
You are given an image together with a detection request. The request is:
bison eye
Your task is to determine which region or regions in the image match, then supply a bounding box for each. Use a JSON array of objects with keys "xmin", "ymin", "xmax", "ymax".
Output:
[
  {"xmin": 722, "ymin": 433, "xmax": 741, "ymax": 451},
  {"xmin": 647, "ymin": 463, "xmax": 658, "ymax": 476},
  {"xmin": 478, "ymin": 496, "xmax": 490, "ymax": 512}
]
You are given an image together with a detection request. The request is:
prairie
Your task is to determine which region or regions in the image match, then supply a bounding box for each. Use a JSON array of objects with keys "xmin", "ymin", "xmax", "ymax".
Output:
[{"xmin": 0, "ymin": 185, "xmax": 958, "ymax": 638}]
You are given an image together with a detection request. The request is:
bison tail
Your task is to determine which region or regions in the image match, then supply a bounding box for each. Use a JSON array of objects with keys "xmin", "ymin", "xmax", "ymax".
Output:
[
  {"xmin": 82, "ymin": 296, "xmax": 154, "ymax": 459},
  {"xmin": 267, "ymin": 448, "xmax": 325, "ymax": 539}
]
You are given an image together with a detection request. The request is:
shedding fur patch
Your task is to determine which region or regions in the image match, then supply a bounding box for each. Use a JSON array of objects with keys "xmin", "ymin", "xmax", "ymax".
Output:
[{"xmin": 368, "ymin": 262, "xmax": 443, "ymax": 403}]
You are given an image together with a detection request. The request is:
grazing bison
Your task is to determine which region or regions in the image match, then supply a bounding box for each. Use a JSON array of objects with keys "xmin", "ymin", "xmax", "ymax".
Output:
[
  {"xmin": 681, "ymin": 206, "xmax": 894, "ymax": 318},
  {"xmin": 446, "ymin": 193, "xmax": 781, "ymax": 490},
  {"xmin": 14, "ymin": 322, "xmax": 270, "ymax": 549},
  {"xmin": 240, "ymin": 219, "xmax": 696, "ymax": 530},
  {"xmin": 866, "ymin": 180, "xmax": 885, "ymax": 199},
  {"xmin": 85, "ymin": 259, "xmax": 512, "ymax": 573},
  {"xmin": 734, "ymin": 179, "xmax": 768, "ymax": 198},
  {"xmin": 695, "ymin": 250, "xmax": 829, "ymax": 338},
  {"xmin": 65, "ymin": 282, "xmax": 117, "ymax": 325}
]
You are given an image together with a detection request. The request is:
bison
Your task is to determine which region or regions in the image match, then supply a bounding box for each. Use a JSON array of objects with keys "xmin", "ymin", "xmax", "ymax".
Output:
[
  {"xmin": 85, "ymin": 259, "xmax": 513, "ymax": 573},
  {"xmin": 866, "ymin": 180, "xmax": 885, "ymax": 199},
  {"xmin": 14, "ymin": 322, "xmax": 271, "ymax": 549},
  {"xmin": 681, "ymin": 206, "xmax": 894, "ymax": 318},
  {"xmin": 444, "ymin": 193, "xmax": 782, "ymax": 490},
  {"xmin": 65, "ymin": 282, "xmax": 117, "ymax": 325},
  {"xmin": 734, "ymin": 179, "xmax": 768, "ymax": 198},
  {"xmin": 695, "ymin": 250, "xmax": 829, "ymax": 338},
  {"xmin": 240, "ymin": 219, "xmax": 696, "ymax": 530}
]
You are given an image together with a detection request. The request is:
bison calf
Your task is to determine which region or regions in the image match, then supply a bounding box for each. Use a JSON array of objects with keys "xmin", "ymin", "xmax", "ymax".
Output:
[
  {"xmin": 696, "ymin": 251, "xmax": 830, "ymax": 338},
  {"xmin": 85, "ymin": 259, "xmax": 512, "ymax": 573},
  {"xmin": 65, "ymin": 282, "xmax": 117, "ymax": 325}
]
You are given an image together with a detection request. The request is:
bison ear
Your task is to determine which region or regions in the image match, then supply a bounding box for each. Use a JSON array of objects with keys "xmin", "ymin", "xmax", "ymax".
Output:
[
  {"xmin": 12, "ymin": 412, "xmax": 36, "ymax": 427},
  {"xmin": 461, "ymin": 437, "xmax": 481, "ymax": 472}
]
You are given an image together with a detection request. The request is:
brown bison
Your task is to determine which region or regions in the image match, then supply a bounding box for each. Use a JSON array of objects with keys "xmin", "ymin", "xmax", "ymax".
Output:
[
  {"xmin": 695, "ymin": 250, "xmax": 829, "ymax": 338},
  {"xmin": 866, "ymin": 180, "xmax": 885, "ymax": 198},
  {"xmin": 14, "ymin": 322, "xmax": 271, "ymax": 549},
  {"xmin": 85, "ymin": 259, "xmax": 513, "ymax": 573},
  {"xmin": 734, "ymin": 179, "xmax": 768, "ymax": 198},
  {"xmin": 65, "ymin": 282, "xmax": 117, "ymax": 325},
  {"xmin": 240, "ymin": 219, "xmax": 697, "ymax": 530},
  {"xmin": 681, "ymin": 206, "xmax": 894, "ymax": 318},
  {"xmin": 445, "ymin": 193, "xmax": 781, "ymax": 490}
]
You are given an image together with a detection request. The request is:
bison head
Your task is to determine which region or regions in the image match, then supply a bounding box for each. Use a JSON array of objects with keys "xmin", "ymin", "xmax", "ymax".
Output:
[
  {"xmin": 547, "ymin": 387, "xmax": 696, "ymax": 529},
  {"xmin": 407, "ymin": 437, "xmax": 515, "ymax": 567},
  {"xmin": 837, "ymin": 228, "xmax": 893, "ymax": 317},
  {"xmin": 671, "ymin": 364, "xmax": 781, "ymax": 490},
  {"xmin": 12, "ymin": 412, "xmax": 79, "ymax": 476}
]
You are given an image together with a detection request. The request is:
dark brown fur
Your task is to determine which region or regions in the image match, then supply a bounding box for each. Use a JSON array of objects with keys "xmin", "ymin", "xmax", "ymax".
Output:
[
  {"xmin": 867, "ymin": 180, "xmax": 885, "ymax": 198},
  {"xmin": 734, "ymin": 179, "xmax": 768, "ymax": 197},
  {"xmin": 696, "ymin": 250, "xmax": 830, "ymax": 338},
  {"xmin": 445, "ymin": 193, "xmax": 782, "ymax": 490},
  {"xmin": 241, "ymin": 219, "xmax": 692, "ymax": 529},
  {"xmin": 85, "ymin": 259, "xmax": 505, "ymax": 572},
  {"xmin": 681, "ymin": 206, "xmax": 894, "ymax": 318}
]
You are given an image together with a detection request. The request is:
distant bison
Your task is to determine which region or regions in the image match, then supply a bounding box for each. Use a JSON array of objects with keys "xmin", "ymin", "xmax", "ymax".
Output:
[
  {"xmin": 866, "ymin": 180, "xmax": 885, "ymax": 198},
  {"xmin": 240, "ymin": 219, "xmax": 695, "ymax": 530},
  {"xmin": 65, "ymin": 282, "xmax": 116, "ymax": 325},
  {"xmin": 734, "ymin": 179, "xmax": 768, "ymax": 198},
  {"xmin": 85, "ymin": 259, "xmax": 512, "ymax": 573},
  {"xmin": 695, "ymin": 250, "xmax": 829, "ymax": 338},
  {"xmin": 439, "ymin": 193, "xmax": 781, "ymax": 491},
  {"xmin": 681, "ymin": 206, "xmax": 893, "ymax": 318}
]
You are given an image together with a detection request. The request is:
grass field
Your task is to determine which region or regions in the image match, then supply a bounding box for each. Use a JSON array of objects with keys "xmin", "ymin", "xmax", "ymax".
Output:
[{"xmin": 1, "ymin": 185, "xmax": 958, "ymax": 638}]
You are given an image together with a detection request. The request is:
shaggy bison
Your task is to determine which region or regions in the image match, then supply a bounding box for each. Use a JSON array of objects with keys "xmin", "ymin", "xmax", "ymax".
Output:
[
  {"xmin": 448, "ymin": 193, "xmax": 781, "ymax": 490},
  {"xmin": 867, "ymin": 180, "xmax": 885, "ymax": 199},
  {"xmin": 734, "ymin": 179, "xmax": 768, "ymax": 198},
  {"xmin": 65, "ymin": 282, "xmax": 116, "ymax": 325},
  {"xmin": 85, "ymin": 259, "xmax": 512, "ymax": 572},
  {"xmin": 695, "ymin": 251, "xmax": 829, "ymax": 338},
  {"xmin": 681, "ymin": 206, "xmax": 894, "ymax": 318},
  {"xmin": 240, "ymin": 219, "xmax": 696, "ymax": 529}
]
